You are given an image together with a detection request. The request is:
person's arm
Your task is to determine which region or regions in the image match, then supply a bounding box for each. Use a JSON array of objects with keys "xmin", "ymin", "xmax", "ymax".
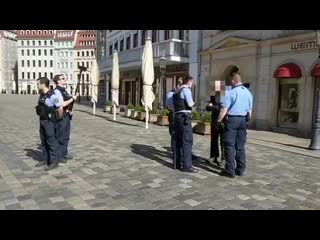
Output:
[
  {"xmin": 217, "ymin": 92, "xmax": 233, "ymax": 122},
  {"xmin": 52, "ymin": 95, "xmax": 64, "ymax": 119},
  {"xmin": 248, "ymin": 93, "xmax": 253, "ymax": 118},
  {"xmin": 183, "ymin": 88, "xmax": 195, "ymax": 108},
  {"xmin": 166, "ymin": 92, "xmax": 174, "ymax": 111},
  {"xmin": 63, "ymin": 96, "xmax": 76, "ymax": 108}
]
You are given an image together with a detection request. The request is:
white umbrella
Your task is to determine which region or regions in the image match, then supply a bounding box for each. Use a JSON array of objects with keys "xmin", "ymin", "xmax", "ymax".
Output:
[
  {"xmin": 90, "ymin": 58, "xmax": 100, "ymax": 115},
  {"xmin": 111, "ymin": 50, "xmax": 120, "ymax": 121},
  {"xmin": 141, "ymin": 37, "xmax": 155, "ymax": 129}
]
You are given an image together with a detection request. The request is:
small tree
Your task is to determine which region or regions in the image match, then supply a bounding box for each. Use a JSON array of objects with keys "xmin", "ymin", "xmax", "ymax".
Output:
[
  {"xmin": 201, "ymin": 112, "xmax": 212, "ymax": 123},
  {"xmin": 134, "ymin": 105, "xmax": 141, "ymax": 112},
  {"xmin": 105, "ymin": 101, "xmax": 112, "ymax": 106},
  {"xmin": 192, "ymin": 111, "xmax": 200, "ymax": 121},
  {"xmin": 127, "ymin": 104, "xmax": 134, "ymax": 109},
  {"xmin": 150, "ymin": 108, "xmax": 159, "ymax": 114},
  {"xmin": 160, "ymin": 109, "xmax": 169, "ymax": 117}
]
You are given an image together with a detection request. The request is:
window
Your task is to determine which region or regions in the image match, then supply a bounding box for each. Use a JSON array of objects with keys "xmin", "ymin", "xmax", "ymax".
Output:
[
  {"xmin": 58, "ymin": 62, "xmax": 60, "ymax": 68},
  {"xmin": 38, "ymin": 49, "xmax": 41, "ymax": 56},
  {"xmin": 70, "ymin": 52, "xmax": 73, "ymax": 57},
  {"xmin": 38, "ymin": 72, "xmax": 41, "ymax": 78},
  {"xmin": 22, "ymin": 72, "xmax": 25, "ymax": 79},
  {"xmin": 152, "ymin": 30, "xmax": 157, "ymax": 42},
  {"xmin": 27, "ymin": 40, "xmax": 30, "ymax": 46},
  {"xmin": 50, "ymin": 40, "xmax": 53, "ymax": 45},
  {"xmin": 21, "ymin": 50, "xmax": 24, "ymax": 56},
  {"xmin": 66, "ymin": 62, "xmax": 68, "ymax": 68},
  {"xmin": 86, "ymin": 62, "xmax": 89, "ymax": 68},
  {"xmin": 70, "ymin": 74, "xmax": 72, "ymax": 80},
  {"xmin": 133, "ymin": 32, "xmax": 138, "ymax": 48},
  {"xmin": 50, "ymin": 49, "xmax": 53, "ymax": 56},
  {"xmin": 77, "ymin": 52, "xmax": 80, "ymax": 57},
  {"xmin": 70, "ymin": 62, "xmax": 73, "ymax": 69},
  {"xmin": 141, "ymin": 30, "xmax": 146, "ymax": 45},
  {"xmin": 33, "ymin": 72, "xmax": 36, "ymax": 79},
  {"xmin": 33, "ymin": 60, "xmax": 35, "ymax": 67},
  {"xmin": 27, "ymin": 60, "xmax": 30, "ymax": 67},
  {"xmin": 27, "ymin": 50, "xmax": 30, "ymax": 56},
  {"xmin": 82, "ymin": 51, "xmax": 84, "ymax": 57},
  {"xmin": 38, "ymin": 40, "xmax": 41, "ymax": 46},
  {"xmin": 50, "ymin": 60, "xmax": 53, "ymax": 67},
  {"xmin": 86, "ymin": 51, "xmax": 89, "ymax": 56},
  {"xmin": 21, "ymin": 60, "xmax": 24, "ymax": 67},
  {"xmin": 50, "ymin": 73, "xmax": 53, "ymax": 79},
  {"xmin": 77, "ymin": 62, "xmax": 80, "ymax": 68},
  {"xmin": 164, "ymin": 30, "xmax": 170, "ymax": 40},
  {"xmin": 114, "ymin": 41, "xmax": 118, "ymax": 51},
  {"xmin": 44, "ymin": 41, "xmax": 47, "ymax": 46},
  {"xmin": 126, "ymin": 35, "xmax": 131, "ymax": 50},
  {"xmin": 92, "ymin": 50, "xmax": 94, "ymax": 56},
  {"xmin": 87, "ymin": 74, "xmax": 89, "ymax": 81},
  {"xmin": 109, "ymin": 45, "xmax": 113, "ymax": 55},
  {"xmin": 82, "ymin": 61, "xmax": 84, "ymax": 67},
  {"xmin": 178, "ymin": 30, "xmax": 184, "ymax": 40},
  {"xmin": 21, "ymin": 41, "xmax": 24, "ymax": 46},
  {"xmin": 38, "ymin": 60, "xmax": 41, "ymax": 67},
  {"xmin": 120, "ymin": 39, "xmax": 124, "ymax": 52},
  {"xmin": 44, "ymin": 60, "xmax": 47, "ymax": 67},
  {"xmin": 45, "ymin": 72, "xmax": 47, "ymax": 78},
  {"xmin": 44, "ymin": 49, "xmax": 47, "ymax": 56},
  {"xmin": 62, "ymin": 62, "xmax": 64, "ymax": 69},
  {"xmin": 32, "ymin": 40, "xmax": 35, "ymax": 46},
  {"xmin": 27, "ymin": 72, "xmax": 30, "ymax": 79}
]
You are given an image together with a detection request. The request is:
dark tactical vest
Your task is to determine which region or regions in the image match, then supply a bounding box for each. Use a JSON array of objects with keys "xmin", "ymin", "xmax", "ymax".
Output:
[
  {"xmin": 173, "ymin": 87, "xmax": 192, "ymax": 112},
  {"xmin": 55, "ymin": 85, "xmax": 71, "ymax": 111},
  {"xmin": 35, "ymin": 90, "xmax": 56, "ymax": 120}
]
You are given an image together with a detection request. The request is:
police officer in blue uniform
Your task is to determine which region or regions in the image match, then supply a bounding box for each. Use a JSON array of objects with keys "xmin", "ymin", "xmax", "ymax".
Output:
[
  {"xmin": 166, "ymin": 77, "xmax": 183, "ymax": 168},
  {"xmin": 35, "ymin": 77, "xmax": 64, "ymax": 171},
  {"xmin": 53, "ymin": 74, "xmax": 77, "ymax": 163},
  {"xmin": 173, "ymin": 76, "xmax": 198, "ymax": 173},
  {"xmin": 217, "ymin": 72, "xmax": 253, "ymax": 178}
]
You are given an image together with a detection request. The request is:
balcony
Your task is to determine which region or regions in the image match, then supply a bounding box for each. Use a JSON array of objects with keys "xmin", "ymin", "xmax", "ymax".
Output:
[{"xmin": 99, "ymin": 39, "xmax": 189, "ymax": 72}]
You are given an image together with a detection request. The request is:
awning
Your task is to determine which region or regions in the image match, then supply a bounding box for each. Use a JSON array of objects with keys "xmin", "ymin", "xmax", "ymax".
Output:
[
  {"xmin": 274, "ymin": 63, "xmax": 302, "ymax": 78},
  {"xmin": 311, "ymin": 63, "xmax": 320, "ymax": 77}
]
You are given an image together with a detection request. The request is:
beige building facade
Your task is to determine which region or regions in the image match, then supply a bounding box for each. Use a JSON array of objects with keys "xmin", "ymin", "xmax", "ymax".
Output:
[{"xmin": 199, "ymin": 30, "xmax": 320, "ymax": 138}]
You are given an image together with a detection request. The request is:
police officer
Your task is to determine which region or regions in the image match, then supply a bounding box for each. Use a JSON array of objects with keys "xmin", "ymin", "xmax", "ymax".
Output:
[
  {"xmin": 166, "ymin": 77, "xmax": 183, "ymax": 168},
  {"xmin": 173, "ymin": 76, "xmax": 198, "ymax": 173},
  {"xmin": 217, "ymin": 72, "xmax": 253, "ymax": 178},
  {"xmin": 206, "ymin": 95, "xmax": 225, "ymax": 166},
  {"xmin": 35, "ymin": 77, "xmax": 63, "ymax": 171},
  {"xmin": 53, "ymin": 74, "xmax": 77, "ymax": 163}
]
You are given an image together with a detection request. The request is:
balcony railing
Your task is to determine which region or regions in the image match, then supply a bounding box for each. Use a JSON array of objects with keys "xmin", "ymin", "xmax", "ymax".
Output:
[{"xmin": 99, "ymin": 39, "xmax": 189, "ymax": 71}]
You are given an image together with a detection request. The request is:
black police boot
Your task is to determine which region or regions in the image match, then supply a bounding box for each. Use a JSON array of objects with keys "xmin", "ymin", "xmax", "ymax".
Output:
[
  {"xmin": 45, "ymin": 162, "xmax": 58, "ymax": 171},
  {"xmin": 181, "ymin": 167, "xmax": 199, "ymax": 173},
  {"xmin": 64, "ymin": 155, "xmax": 73, "ymax": 160},
  {"xmin": 59, "ymin": 158, "xmax": 67, "ymax": 164},
  {"xmin": 213, "ymin": 157, "xmax": 219, "ymax": 164},
  {"xmin": 35, "ymin": 160, "xmax": 46, "ymax": 167},
  {"xmin": 219, "ymin": 170, "xmax": 235, "ymax": 178}
]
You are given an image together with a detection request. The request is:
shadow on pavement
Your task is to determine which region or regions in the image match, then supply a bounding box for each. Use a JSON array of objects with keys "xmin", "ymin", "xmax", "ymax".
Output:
[
  {"xmin": 24, "ymin": 148, "xmax": 42, "ymax": 162},
  {"xmin": 131, "ymin": 144, "xmax": 222, "ymax": 174},
  {"xmin": 76, "ymin": 109, "xmax": 143, "ymax": 128}
]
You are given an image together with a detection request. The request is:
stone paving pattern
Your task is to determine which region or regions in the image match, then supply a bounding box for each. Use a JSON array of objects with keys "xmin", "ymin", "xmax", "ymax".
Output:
[{"xmin": 0, "ymin": 95, "xmax": 320, "ymax": 210}]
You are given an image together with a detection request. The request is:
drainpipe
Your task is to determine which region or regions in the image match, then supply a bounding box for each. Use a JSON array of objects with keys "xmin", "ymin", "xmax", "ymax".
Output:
[{"xmin": 196, "ymin": 30, "xmax": 203, "ymax": 112}]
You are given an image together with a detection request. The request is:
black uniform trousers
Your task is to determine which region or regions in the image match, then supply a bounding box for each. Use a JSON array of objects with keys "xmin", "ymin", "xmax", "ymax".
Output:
[
  {"xmin": 211, "ymin": 123, "xmax": 224, "ymax": 160},
  {"xmin": 56, "ymin": 113, "xmax": 71, "ymax": 159},
  {"xmin": 174, "ymin": 112, "xmax": 193, "ymax": 170},
  {"xmin": 223, "ymin": 116, "xmax": 247, "ymax": 176},
  {"xmin": 40, "ymin": 119, "xmax": 59, "ymax": 165}
]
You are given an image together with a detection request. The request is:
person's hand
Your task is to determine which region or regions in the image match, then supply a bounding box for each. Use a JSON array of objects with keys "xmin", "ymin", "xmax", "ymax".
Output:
[
  {"xmin": 72, "ymin": 95, "xmax": 77, "ymax": 101},
  {"xmin": 208, "ymin": 103, "xmax": 213, "ymax": 107},
  {"xmin": 69, "ymin": 111, "xmax": 73, "ymax": 116}
]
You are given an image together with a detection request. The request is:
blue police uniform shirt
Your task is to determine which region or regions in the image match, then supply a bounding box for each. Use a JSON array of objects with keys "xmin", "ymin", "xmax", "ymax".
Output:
[
  {"xmin": 45, "ymin": 92, "xmax": 63, "ymax": 109},
  {"xmin": 222, "ymin": 85, "xmax": 253, "ymax": 116},
  {"xmin": 175, "ymin": 85, "xmax": 195, "ymax": 114},
  {"xmin": 166, "ymin": 91, "xmax": 174, "ymax": 111}
]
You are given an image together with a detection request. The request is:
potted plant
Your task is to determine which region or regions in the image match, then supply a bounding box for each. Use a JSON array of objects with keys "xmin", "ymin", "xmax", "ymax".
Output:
[
  {"xmin": 197, "ymin": 112, "xmax": 211, "ymax": 135},
  {"xmin": 137, "ymin": 106, "xmax": 146, "ymax": 121},
  {"xmin": 149, "ymin": 108, "xmax": 159, "ymax": 123},
  {"xmin": 157, "ymin": 109, "xmax": 169, "ymax": 126},
  {"xmin": 191, "ymin": 111, "xmax": 201, "ymax": 131},
  {"xmin": 125, "ymin": 104, "xmax": 134, "ymax": 117},
  {"xmin": 104, "ymin": 101, "xmax": 112, "ymax": 112},
  {"xmin": 131, "ymin": 105, "xmax": 140, "ymax": 119}
]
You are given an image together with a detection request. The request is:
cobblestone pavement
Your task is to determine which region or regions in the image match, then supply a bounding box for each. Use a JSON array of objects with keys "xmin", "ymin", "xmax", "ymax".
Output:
[{"xmin": 0, "ymin": 95, "xmax": 320, "ymax": 210}]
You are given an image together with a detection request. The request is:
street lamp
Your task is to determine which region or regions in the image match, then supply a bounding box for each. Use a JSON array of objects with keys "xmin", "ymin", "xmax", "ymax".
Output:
[
  {"xmin": 75, "ymin": 65, "xmax": 88, "ymax": 103},
  {"xmin": 159, "ymin": 56, "xmax": 167, "ymax": 109},
  {"xmin": 309, "ymin": 30, "xmax": 320, "ymax": 150}
]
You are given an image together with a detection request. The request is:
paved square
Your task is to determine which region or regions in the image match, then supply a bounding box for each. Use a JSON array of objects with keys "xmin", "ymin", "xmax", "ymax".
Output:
[{"xmin": 0, "ymin": 95, "xmax": 320, "ymax": 210}]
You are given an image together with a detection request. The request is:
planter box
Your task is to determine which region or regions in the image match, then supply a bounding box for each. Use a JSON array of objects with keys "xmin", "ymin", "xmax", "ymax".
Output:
[
  {"xmin": 192, "ymin": 120, "xmax": 200, "ymax": 132},
  {"xmin": 131, "ymin": 110, "xmax": 138, "ymax": 119},
  {"xmin": 137, "ymin": 111, "xmax": 146, "ymax": 121},
  {"xmin": 125, "ymin": 108, "xmax": 133, "ymax": 117},
  {"xmin": 149, "ymin": 114, "xmax": 159, "ymax": 123},
  {"xmin": 157, "ymin": 115, "xmax": 169, "ymax": 126},
  {"xmin": 104, "ymin": 106, "xmax": 112, "ymax": 112},
  {"xmin": 110, "ymin": 106, "xmax": 120, "ymax": 114},
  {"xmin": 196, "ymin": 122, "xmax": 211, "ymax": 135}
]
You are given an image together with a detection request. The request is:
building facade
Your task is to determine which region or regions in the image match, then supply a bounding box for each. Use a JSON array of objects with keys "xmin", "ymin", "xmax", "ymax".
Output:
[
  {"xmin": 0, "ymin": 30, "xmax": 18, "ymax": 94},
  {"xmin": 199, "ymin": 30, "xmax": 319, "ymax": 138},
  {"xmin": 99, "ymin": 30, "xmax": 200, "ymax": 109},
  {"xmin": 74, "ymin": 30, "xmax": 97, "ymax": 98},
  {"xmin": 16, "ymin": 30, "xmax": 55, "ymax": 94},
  {"xmin": 96, "ymin": 30, "xmax": 107, "ymax": 104},
  {"xmin": 54, "ymin": 30, "xmax": 77, "ymax": 94}
]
